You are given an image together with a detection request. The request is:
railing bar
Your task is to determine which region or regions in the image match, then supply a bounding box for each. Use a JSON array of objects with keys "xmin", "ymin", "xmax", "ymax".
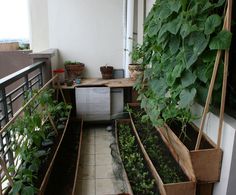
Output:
[
  {"xmin": 7, "ymin": 91, "xmax": 24, "ymax": 104},
  {"xmin": 5, "ymin": 83, "xmax": 25, "ymax": 98},
  {"xmin": 28, "ymin": 73, "xmax": 41, "ymax": 82},
  {"xmin": 30, "ymin": 80, "xmax": 40, "ymax": 88},
  {"xmin": 0, "ymin": 62, "xmax": 44, "ymax": 88},
  {"xmin": 0, "ymin": 75, "xmax": 57, "ymax": 134}
]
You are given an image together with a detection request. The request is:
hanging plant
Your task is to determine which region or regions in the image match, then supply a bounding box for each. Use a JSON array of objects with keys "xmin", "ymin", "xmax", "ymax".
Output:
[{"xmin": 133, "ymin": 0, "xmax": 232, "ymax": 128}]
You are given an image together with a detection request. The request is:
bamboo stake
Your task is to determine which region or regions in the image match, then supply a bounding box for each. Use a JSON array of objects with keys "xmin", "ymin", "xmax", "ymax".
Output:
[
  {"xmin": 217, "ymin": 0, "xmax": 232, "ymax": 148},
  {"xmin": 195, "ymin": 8, "xmax": 229, "ymax": 150},
  {"xmin": 0, "ymin": 157, "xmax": 13, "ymax": 187}
]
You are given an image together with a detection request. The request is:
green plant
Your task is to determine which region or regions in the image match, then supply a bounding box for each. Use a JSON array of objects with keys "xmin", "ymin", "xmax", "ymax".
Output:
[
  {"xmin": 132, "ymin": 0, "xmax": 231, "ymax": 130},
  {"xmin": 128, "ymin": 106, "xmax": 188, "ymax": 183},
  {"xmin": 118, "ymin": 124, "xmax": 158, "ymax": 195},
  {"xmin": 7, "ymin": 89, "xmax": 71, "ymax": 194},
  {"xmin": 64, "ymin": 60, "xmax": 82, "ymax": 65}
]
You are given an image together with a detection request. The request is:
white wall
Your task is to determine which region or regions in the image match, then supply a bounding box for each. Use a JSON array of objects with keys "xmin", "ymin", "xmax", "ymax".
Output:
[
  {"xmin": 47, "ymin": 0, "xmax": 123, "ymax": 77},
  {"xmin": 192, "ymin": 104, "xmax": 236, "ymax": 195},
  {"xmin": 28, "ymin": 0, "xmax": 49, "ymax": 52}
]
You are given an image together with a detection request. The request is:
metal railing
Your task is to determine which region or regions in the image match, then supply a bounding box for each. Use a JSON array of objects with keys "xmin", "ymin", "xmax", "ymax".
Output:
[
  {"xmin": 0, "ymin": 62, "xmax": 45, "ymax": 172},
  {"xmin": 0, "ymin": 62, "xmax": 45, "ymax": 128}
]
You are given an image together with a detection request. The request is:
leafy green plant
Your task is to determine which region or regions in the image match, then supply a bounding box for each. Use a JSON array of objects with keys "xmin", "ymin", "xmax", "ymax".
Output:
[
  {"xmin": 7, "ymin": 89, "xmax": 71, "ymax": 194},
  {"xmin": 64, "ymin": 60, "xmax": 82, "ymax": 65},
  {"xmin": 128, "ymin": 106, "xmax": 188, "ymax": 183},
  {"xmin": 132, "ymin": 0, "xmax": 231, "ymax": 130},
  {"xmin": 118, "ymin": 124, "xmax": 158, "ymax": 195}
]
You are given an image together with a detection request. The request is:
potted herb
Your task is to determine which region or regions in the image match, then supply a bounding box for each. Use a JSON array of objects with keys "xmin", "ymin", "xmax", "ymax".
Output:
[
  {"xmin": 64, "ymin": 60, "xmax": 85, "ymax": 80},
  {"xmin": 100, "ymin": 65, "xmax": 113, "ymax": 79}
]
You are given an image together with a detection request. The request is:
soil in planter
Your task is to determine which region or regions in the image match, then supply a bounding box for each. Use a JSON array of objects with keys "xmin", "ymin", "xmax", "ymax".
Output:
[
  {"xmin": 130, "ymin": 106, "xmax": 188, "ymax": 184},
  {"xmin": 118, "ymin": 123, "xmax": 159, "ymax": 195},
  {"xmin": 167, "ymin": 120, "xmax": 213, "ymax": 150},
  {"xmin": 44, "ymin": 120, "xmax": 81, "ymax": 195}
]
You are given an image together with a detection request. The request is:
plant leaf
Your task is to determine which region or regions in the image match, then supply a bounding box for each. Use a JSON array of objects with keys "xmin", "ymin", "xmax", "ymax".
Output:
[
  {"xmin": 12, "ymin": 181, "xmax": 22, "ymax": 195},
  {"xmin": 148, "ymin": 19, "xmax": 161, "ymax": 37},
  {"xmin": 21, "ymin": 186, "xmax": 35, "ymax": 195},
  {"xmin": 179, "ymin": 88, "xmax": 196, "ymax": 108},
  {"xmin": 209, "ymin": 30, "xmax": 232, "ymax": 50},
  {"xmin": 204, "ymin": 14, "xmax": 221, "ymax": 35},
  {"xmin": 149, "ymin": 78, "xmax": 168, "ymax": 97},
  {"xmin": 167, "ymin": 16, "xmax": 182, "ymax": 35},
  {"xmin": 181, "ymin": 71, "xmax": 197, "ymax": 87}
]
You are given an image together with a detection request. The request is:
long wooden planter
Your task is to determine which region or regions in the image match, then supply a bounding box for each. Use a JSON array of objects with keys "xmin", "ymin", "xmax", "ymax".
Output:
[
  {"xmin": 128, "ymin": 103, "xmax": 222, "ymax": 183},
  {"xmin": 128, "ymin": 113, "xmax": 196, "ymax": 195},
  {"xmin": 38, "ymin": 109, "xmax": 71, "ymax": 195},
  {"xmin": 115, "ymin": 119, "xmax": 136, "ymax": 195}
]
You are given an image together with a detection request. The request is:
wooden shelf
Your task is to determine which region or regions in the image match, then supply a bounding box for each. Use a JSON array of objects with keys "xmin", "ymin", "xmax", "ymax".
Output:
[{"xmin": 59, "ymin": 78, "xmax": 135, "ymax": 89}]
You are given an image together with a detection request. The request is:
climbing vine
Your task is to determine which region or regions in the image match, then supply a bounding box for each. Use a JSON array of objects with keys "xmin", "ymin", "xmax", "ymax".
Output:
[{"xmin": 133, "ymin": 0, "xmax": 231, "ymax": 128}]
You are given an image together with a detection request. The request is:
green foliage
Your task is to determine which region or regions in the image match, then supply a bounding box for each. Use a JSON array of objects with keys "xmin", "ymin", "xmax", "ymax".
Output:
[
  {"xmin": 8, "ymin": 89, "xmax": 71, "ymax": 194},
  {"xmin": 132, "ymin": 0, "xmax": 230, "ymax": 129},
  {"xmin": 64, "ymin": 60, "xmax": 82, "ymax": 65},
  {"xmin": 118, "ymin": 124, "xmax": 158, "ymax": 195},
  {"xmin": 129, "ymin": 107, "xmax": 187, "ymax": 183}
]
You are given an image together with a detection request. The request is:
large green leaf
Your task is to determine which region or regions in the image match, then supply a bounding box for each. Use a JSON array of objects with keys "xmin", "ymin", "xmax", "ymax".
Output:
[
  {"xmin": 179, "ymin": 88, "xmax": 197, "ymax": 108},
  {"xmin": 209, "ymin": 30, "xmax": 232, "ymax": 50},
  {"xmin": 157, "ymin": 2, "xmax": 172, "ymax": 19},
  {"xmin": 180, "ymin": 22, "xmax": 197, "ymax": 39},
  {"xmin": 149, "ymin": 78, "xmax": 168, "ymax": 96},
  {"xmin": 204, "ymin": 14, "xmax": 221, "ymax": 35},
  {"xmin": 169, "ymin": 36, "xmax": 180, "ymax": 54},
  {"xmin": 12, "ymin": 181, "xmax": 22, "ymax": 195},
  {"xmin": 148, "ymin": 19, "xmax": 161, "ymax": 37},
  {"xmin": 168, "ymin": 0, "xmax": 181, "ymax": 13},
  {"xmin": 167, "ymin": 16, "xmax": 182, "ymax": 35},
  {"xmin": 181, "ymin": 70, "xmax": 197, "ymax": 87}
]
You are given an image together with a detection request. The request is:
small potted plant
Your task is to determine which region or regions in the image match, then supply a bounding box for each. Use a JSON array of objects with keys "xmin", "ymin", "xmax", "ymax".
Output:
[
  {"xmin": 100, "ymin": 65, "xmax": 113, "ymax": 79},
  {"xmin": 64, "ymin": 60, "xmax": 85, "ymax": 80}
]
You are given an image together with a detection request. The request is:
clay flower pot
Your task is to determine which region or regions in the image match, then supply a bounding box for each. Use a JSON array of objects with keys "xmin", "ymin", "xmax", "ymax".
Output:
[
  {"xmin": 100, "ymin": 65, "xmax": 113, "ymax": 79},
  {"xmin": 128, "ymin": 64, "xmax": 143, "ymax": 81},
  {"xmin": 64, "ymin": 61, "xmax": 85, "ymax": 80}
]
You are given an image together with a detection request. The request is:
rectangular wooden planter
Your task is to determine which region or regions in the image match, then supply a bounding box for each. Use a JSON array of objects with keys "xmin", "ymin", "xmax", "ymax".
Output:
[
  {"xmin": 114, "ymin": 119, "xmax": 135, "ymax": 195},
  {"xmin": 127, "ymin": 104, "xmax": 196, "ymax": 195},
  {"xmin": 38, "ymin": 109, "xmax": 71, "ymax": 195},
  {"xmin": 158, "ymin": 123, "xmax": 223, "ymax": 183},
  {"xmin": 128, "ymin": 103, "xmax": 222, "ymax": 183}
]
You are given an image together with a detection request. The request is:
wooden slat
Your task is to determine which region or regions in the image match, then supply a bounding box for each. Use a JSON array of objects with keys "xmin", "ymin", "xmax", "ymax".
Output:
[{"xmin": 72, "ymin": 120, "xmax": 84, "ymax": 195}]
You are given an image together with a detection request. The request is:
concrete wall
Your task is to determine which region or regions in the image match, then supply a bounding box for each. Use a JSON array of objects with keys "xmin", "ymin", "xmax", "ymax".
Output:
[
  {"xmin": 45, "ymin": 0, "xmax": 123, "ymax": 78},
  {"xmin": 28, "ymin": 0, "xmax": 49, "ymax": 52},
  {"xmin": 0, "ymin": 51, "xmax": 32, "ymax": 79}
]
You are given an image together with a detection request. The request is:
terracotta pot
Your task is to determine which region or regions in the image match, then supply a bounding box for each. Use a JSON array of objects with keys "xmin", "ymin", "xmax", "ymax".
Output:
[
  {"xmin": 128, "ymin": 64, "xmax": 143, "ymax": 81},
  {"xmin": 65, "ymin": 63, "xmax": 85, "ymax": 80},
  {"xmin": 100, "ymin": 66, "xmax": 113, "ymax": 79}
]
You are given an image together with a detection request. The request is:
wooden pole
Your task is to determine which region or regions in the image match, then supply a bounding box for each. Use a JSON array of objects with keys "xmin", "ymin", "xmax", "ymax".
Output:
[
  {"xmin": 195, "ymin": 7, "xmax": 229, "ymax": 150},
  {"xmin": 217, "ymin": 0, "xmax": 232, "ymax": 148}
]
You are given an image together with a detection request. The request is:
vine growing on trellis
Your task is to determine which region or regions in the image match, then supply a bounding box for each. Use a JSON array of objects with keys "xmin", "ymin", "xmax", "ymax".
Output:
[{"xmin": 133, "ymin": 0, "xmax": 231, "ymax": 128}]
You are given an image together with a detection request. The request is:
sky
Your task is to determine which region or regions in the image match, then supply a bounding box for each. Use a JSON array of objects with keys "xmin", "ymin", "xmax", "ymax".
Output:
[{"xmin": 0, "ymin": 0, "xmax": 30, "ymax": 40}]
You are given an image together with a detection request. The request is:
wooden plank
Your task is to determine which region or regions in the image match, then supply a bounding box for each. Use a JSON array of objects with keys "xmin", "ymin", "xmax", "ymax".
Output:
[
  {"xmin": 165, "ymin": 182, "xmax": 196, "ymax": 195},
  {"xmin": 60, "ymin": 78, "xmax": 135, "ymax": 89},
  {"xmin": 72, "ymin": 119, "xmax": 83, "ymax": 195},
  {"xmin": 158, "ymin": 126, "xmax": 196, "ymax": 182},
  {"xmin": 197, "ymin": 183, "xmax": 214, "ymax": 195},
  {"xmin": 190, "ymin": 149, "xmax": 222, "ymax": 182}
]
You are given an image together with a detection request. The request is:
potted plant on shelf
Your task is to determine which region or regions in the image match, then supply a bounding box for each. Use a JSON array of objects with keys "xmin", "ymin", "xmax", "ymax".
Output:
[
  {"xmin": 64, "ymin": 60, "xmax": 85, "ymax": 80},
  {"xmin": 100, "ymin": 65, "xmax": 113, "ymax": 79}
]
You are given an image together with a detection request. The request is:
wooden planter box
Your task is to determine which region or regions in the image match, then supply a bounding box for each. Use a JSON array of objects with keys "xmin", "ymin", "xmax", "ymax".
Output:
[
  {"xmin": 159, "ymin": 122, "xmax": 222, "ymax": 183},
  {"xmin": 116, "ymin": 119, "xmax": 160, "ymax": 195},
  {"xmin": 128, "ymin": 112, "xmax": 196, "ymax": 195},
  {"xmin": 128, "ymin": 103, "xmax": 222, "ymax": 183},
  {"xmin": 38, "ymin": 109, "xmax": 71, "ymax": 195}
]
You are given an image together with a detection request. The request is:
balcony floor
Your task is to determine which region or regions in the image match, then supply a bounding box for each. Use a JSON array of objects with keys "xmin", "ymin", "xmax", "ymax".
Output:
[{"xmin": 74, "ymin": 125, "xmax": 125, "ymax": 195}]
